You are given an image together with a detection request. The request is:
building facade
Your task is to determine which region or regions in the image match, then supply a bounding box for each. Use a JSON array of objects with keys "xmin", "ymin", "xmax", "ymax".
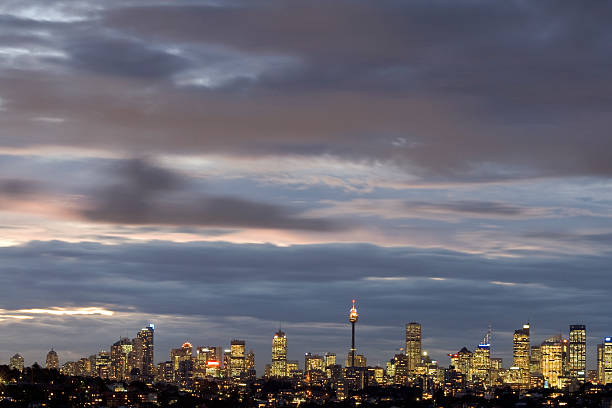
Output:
[{"xmin": 405, "ymin": 322, "xmax": 422, "ymax": 374}]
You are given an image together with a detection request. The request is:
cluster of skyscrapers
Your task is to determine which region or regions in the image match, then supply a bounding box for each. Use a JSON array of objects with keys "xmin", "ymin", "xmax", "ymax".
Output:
[{"xmin": 5, "ymin": 304, "xmax": 612, "ymax": 398}]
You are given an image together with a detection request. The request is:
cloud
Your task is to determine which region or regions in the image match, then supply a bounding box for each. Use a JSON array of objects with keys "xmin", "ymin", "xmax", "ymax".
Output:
[
  {"xmin": 79, "ymin": 159, "xmax": 347, "ymax": 231},
  {"xmin": 0, "ymin": 179, "xmax": 37, "ymax": 197},
  {"xmin": 0, "ymin": 1, "xmax": 610, "ymax": 182}
]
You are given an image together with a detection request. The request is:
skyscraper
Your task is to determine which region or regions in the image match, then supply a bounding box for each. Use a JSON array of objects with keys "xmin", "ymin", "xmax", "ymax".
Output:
[
  {"xmin": 110, "ymin": 337, "xmax": 132, "ymax": 380},
  {"xmin": 271, "ymin": 330, "xmax": 288, "ymax": 377},
  {"xmin": 136, "ymin": 324, "xmax": 155, "ymax": 379},
  {"xmin": 568, "ymin": 325, "xmax": 586, "ymax": 383},
  {"xmin": 305, "ymin": 353, "xmax": 325, "ymax": 371},
  {"xmin": 405, "ymin": 322, "xmax": 422, "ymax": 374},
  {"xmin": 196, "ymin": 346, "xmax": 220, "ymax": 378},
  {"xmin": 96, "ymin": 350, "xmax": 111, "ymax": 379},
  {"xmin": 541, "ymin": 335, "xmax": 564, "ymax": 389},
  {"xmin": 599, "ymin": 337, "xmax": 612, "ymax": 385},
  {"xmin": 170, "ymin": 342, "xmax": 193, "ymax": 383},
  {"xmin": 455, "ymin": 347, "xmax": 473, "ymax": 382},
  {"xmin": 473, "ymin": 343, "xmax": 491, "ymax": 386},
  {"xmin": 9, "ymin": 354, "xmax": 24, "ymax": 372},
  {"xmin": 46, "ymin": 348, "xmax": 59, "ymax": 370},
  {"xmin": 513, "ymin": 323, "xmax": 530, "ymax": 390},
  {"xmin": 230, "ymin": 339, "xmax": 246, "ymax": 378},
  {"xmin": 325, "ymin": 352, "xmax": 336, "ymax": 368}
]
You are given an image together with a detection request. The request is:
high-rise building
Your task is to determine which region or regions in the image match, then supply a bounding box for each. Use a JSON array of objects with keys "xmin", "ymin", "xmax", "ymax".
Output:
[
  {"xmin": 196, "ymin": 346, "xmax": 220, "ymax": 378},
  {"xmin": 541, "ymin": 335, "xmax": 564, "ymax": 389},
  {"xmin": 455, "ymin": 347, "xmax": 473, "ymax": 382},
  {"xmin": 345, "ymin": 352, "xmax": 366, "ymax": 368},
  {"xmin": 305, "ymin": 353, "xmax": 325, "ymax": 371},
  {"xmin": 46, "ymin": 349, "xmax": 59, "ymax": 370},
  {"xmin": 568, "ymin": 325, "xmax": 586, "ymax": 383},
  {"xmin": 530, "ymin": 345, "xmax": 542, "ymax": 375},
  {"xmin": 325, "ymin": 352, "xmax": 336, "ymax": 368},
  {"xmin": 286, "ymin": 360, "xmax": 300, "ymax": 377},
  {"xmin": 599, "ymin": 337, "xmax": 612, "ymax": 385},
  {"xmin": 230, "ymin": 340, "xmax": 246, "ymax": 378},
  {"xmin": 136, "ymin": 324, "xmax": 155, "ymax": 379},
  {"xmin": 473, "ymin": 344, "xmax": 490, "ymax": 386},
  {"xmin": 490, "ymin": 357, "xmax": 503, "ymax": 386},
  {"xmin": 405, "ymin": 322, "xmax": 422, "ymax": 374},
  {"xmin": 392, "ymin": 354, "xmax": 409, "ymax": 385},
  {"xmin": 111, "ymin": 337, "xmax": 132, "ymax": 380},
  {"xmin": 246, "ymin": 350, "xmax": 255, "ymax": 371},
  {"xmin": 96, "ymin": 350, "xmax": 111, "ymax": 379},
  {"xmin": 9, "ymin": 353, "xmax": 24, "ymax": 372},
  {"xmin": 271, "ymin": 330, "xmax": 288, "ymax": 377},
  {"xmin": 513, "ymin": 323, "xmax": 530, "ymax": 389},
  {"xmin": 170, "ymin": 342, "xmax": 193, "ymax": 383}
]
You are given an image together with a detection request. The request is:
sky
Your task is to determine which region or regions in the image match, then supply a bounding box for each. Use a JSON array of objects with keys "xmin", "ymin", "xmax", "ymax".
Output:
[{"xmin": 0, "ymin": 0, "xmax": 611, "ymax": 372}]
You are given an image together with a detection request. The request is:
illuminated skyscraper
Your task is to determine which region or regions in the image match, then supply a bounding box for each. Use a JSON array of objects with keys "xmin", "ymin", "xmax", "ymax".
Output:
[
  {"xmin": 196, "ymin": 346, "xmax": 220, "ymax": 377},
  {"xmin": 96, "ymin": 350, "xmax": 111, "ymax": 379},
  {"xmin": 246, "ymin": 350, "xmax": 255, "ymax": 372},
  {"xmin": 599, "ymin": 337, "xmax": 612, "ymax": 385},
  {"xmin": 9, "ymin": 354, "xmax": 24, "ymax": 372},
  {"xmin": 271, "ymin": 330, "xmax": 288, "ymax": 377},
  {"xmin": 530, "ymin": 345, "xmax": 542, "ymax": 375},
  {"xmin": 46, "ymin": 348, "xmax": 59, "ymax": 370},
  {"xmin": 454, "ymin": 347, "xmax": 473, "ymax": 382},
  {"xmin": 541, "ymin": 335, "xmax": 564, "ymax": 389},
  {"xmin": 305, "ymin": 353, "xmax": 325, "ymax": 371},
  {"xmin": 135, "ymin": 324, "xmax": 155, "ymax": 379},
  {"xmin": 405, "ymin": 322, "xmax": 422, "ymax": 373},
  {"xmin": 230, "ymin": 339, "xmax": 246, "ymax": 378},
  {"xmin": 110, "ymin": 337, "xmax": 132, "ymax": 380},
  {"xmin": 325, "ymin": 352, "xmax": 336, "ymax": 368},
  {"xmin": 222, "ymin": 349, "xmax": 231, "ymax": 377},
  {"xmin": 568, "ymin": 325, "xmax": 586, "ymax": 383},
  {"xmin": 170, "ymin": 342, "xmax": 193, "ymax": 383},
  {"xmin": 286, "ymin": 360, "xmax": 299, "ymax": 377},
  {"xmin": 473, "ymin": 332, "xmax": 491, "ymax": 386},
  {"xmin": 513, "ymin": 323, "xmax": 530, "ymax": 389}
]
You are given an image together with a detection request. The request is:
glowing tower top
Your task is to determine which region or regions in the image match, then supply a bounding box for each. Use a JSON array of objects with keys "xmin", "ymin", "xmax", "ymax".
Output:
[{"xmin": 349, "ymin": 299, "xmax": 359, "ymax": 323}]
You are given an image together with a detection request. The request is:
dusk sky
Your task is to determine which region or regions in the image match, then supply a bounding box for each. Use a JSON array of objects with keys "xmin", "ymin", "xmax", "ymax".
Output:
[{"xmin": 1, "ymin": 0, "xmax": 611, "ymax": 372}]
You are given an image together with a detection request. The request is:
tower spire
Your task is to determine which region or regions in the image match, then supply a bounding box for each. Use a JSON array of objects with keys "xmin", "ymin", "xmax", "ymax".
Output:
[{"xmin": 348, "ymin": 299, "xmax": 359, "ymax": 368}]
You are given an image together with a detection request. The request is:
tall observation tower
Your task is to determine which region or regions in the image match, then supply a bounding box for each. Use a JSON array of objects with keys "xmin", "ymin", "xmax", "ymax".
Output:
[{"xmin": 348, "ymin": 299, "xmax": 359, "ymax": 367}]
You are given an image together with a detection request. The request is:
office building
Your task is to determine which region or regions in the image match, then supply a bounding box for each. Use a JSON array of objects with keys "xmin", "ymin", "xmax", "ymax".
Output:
[
  {"xmin": 9, "ymin": 354, "xmax": 24, "ymax": 372},
  {"xmin": 230, "ymin": 340, "xmax": 246, "ymax": 378},
  {"xmin": 271, "ymin": 330, "xmax": 287, "ymax": 377},
  {"xmin": 110, "ymin": 337, "xmax": 132, "ymax": 380},
  {"xmin": 599, "ymin": 337, "xmax": 612, "ymax": 385},
  {"xmin": 46, "ymin": 348, "xmax": 59, "ymax": 370},
  {"xmin": 541, "ymin": 335, "xmax": 564, "ymax": 389},
  {"xmin": 513, "ymin": 323, "xmax": 530, "ymax": 389},
  {"xmin": 305, "ymin": 353, "xmax": 325, "ymax": 371},
  {"xmin": 405, "ymin": 322, "xmax": 422, "ymax": 373},
  {"xmin": 568, "ymin": 325, "xmax": 586, "ymax": 383},
  {"xmin": 136, "ymin": 324, "xmax": 155, "ymax": 379}
]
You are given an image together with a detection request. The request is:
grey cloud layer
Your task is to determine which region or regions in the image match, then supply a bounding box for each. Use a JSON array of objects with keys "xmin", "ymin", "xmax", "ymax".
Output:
[{"xmin": 1, "ymin": 1, "xmax": 612, "ymax": 180}]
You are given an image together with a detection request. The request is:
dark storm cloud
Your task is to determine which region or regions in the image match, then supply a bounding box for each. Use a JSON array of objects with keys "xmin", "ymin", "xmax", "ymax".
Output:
[{"xmin": 80, "ymin": 159, "xmax": 345, "ymax": 231}]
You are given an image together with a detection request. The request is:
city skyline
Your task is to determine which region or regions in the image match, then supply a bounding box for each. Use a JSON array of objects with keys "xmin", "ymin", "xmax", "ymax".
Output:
[
  {"xmin": 1, "ymin": 0, "xmax": 612, "ymax": 391},
  {"xmin": 3, "ymin": 314, "xmax": 609, "ymax": 376}
]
